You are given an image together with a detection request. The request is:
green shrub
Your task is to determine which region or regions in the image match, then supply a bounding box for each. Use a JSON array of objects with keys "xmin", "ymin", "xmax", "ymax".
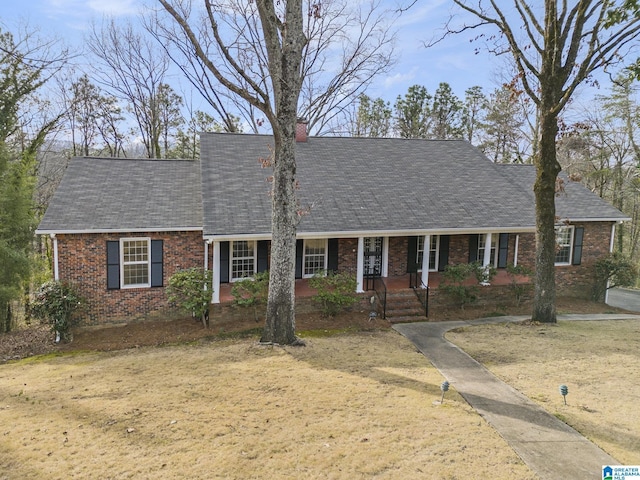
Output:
[
  {"xmin": 167, "ymin": 268, "xmax": 213, "ymax": 327},
  {"xmin": 506, "ymin": 264, "xmax": 534, "ymax": 306},
  {"xmin": 309, "ymin": 270, "xmax": 358, "ymax": 317},
  {"xmin": 592, "ymin": 253, "xmax": 637, "ymax": 302},
  {"xmin": 231, "ymin": 271, "xmax": 269, "ymax": 322},
  {"xmin": 438, "ymin": 263, "xmax": 480, "ymax": 309},
  {"xmin": 30, "ymin": 281, "xmax": 83, "ymax": 343}
]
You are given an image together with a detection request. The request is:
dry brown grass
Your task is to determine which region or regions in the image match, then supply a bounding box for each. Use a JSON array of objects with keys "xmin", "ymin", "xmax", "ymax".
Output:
[
  {"xmin": 447, "ymin": 319, "xmax": 640, "ymax": 465},
  {"xmin": 0, "ymin": 331, "xmax": 536, "ymax": 480}
]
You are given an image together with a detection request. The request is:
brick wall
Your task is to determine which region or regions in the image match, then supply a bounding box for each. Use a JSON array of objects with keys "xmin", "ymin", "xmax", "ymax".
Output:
[
  {"xmin": 56, "ymin": 231, "xmax": 204, "ymax": 327},
  {"xmin": 556, "ymin": 222, "xmax": 613, "ymax": 298}
]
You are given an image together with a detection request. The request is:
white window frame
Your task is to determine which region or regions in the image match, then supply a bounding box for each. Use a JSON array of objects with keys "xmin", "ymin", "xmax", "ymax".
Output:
[
  {"xmin": 303, "ymin": 238, "xmax": 328, "ymax": 278},
  {"xmin": 120, "ymin": 237, "xmax": 151, "ymax": 288},
  {"xmin": 477, "ymin": 235, "xmax": 498, "ymax": 267},
  {"xmin": 230, "ymin": 240, "xmax": 257, "ymax": 281},
  {"xmin": 554, "ymin": 225, "xmax": 574, "ymax": 266},
  {"xmin": 417, "ymin": 235, "xmax": 440, "ymax": 272}
]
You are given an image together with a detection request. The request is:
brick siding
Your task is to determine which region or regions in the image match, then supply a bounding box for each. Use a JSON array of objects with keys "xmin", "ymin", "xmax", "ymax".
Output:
[
  {"xmin": 55, "ymin": 223, "xmax": 613, "ymax": 327},
  {"xmin": 56, "ymin": 231, "xmax": 203, "ymax": 327}
]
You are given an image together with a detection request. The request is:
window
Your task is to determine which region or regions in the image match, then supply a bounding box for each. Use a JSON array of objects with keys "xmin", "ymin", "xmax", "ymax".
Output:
[
  {"xmin": 416, "ymin": 236, "xmax": 439, "ymax": 271},
  {"xmin": 304, "ymin": 239, "xmax": 327, "ymax": 277},
  {"xmin": 231, "ymin": 240, "xmax": 256, "ymax": 280},
  {"xmin": 555, "ymin": 226, "xmax": 574, "ymax": 265},
  {"xmin": 121, "ymin": 238, "xmax": 150, "ymax": 288},
  {"xmin": 477, "ymin": 235, "xmax": 497, "ymax": 267}
]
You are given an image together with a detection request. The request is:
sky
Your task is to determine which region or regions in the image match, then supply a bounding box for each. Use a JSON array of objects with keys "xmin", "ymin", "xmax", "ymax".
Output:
[{"xmin": 0, "ymin": 0, "xmax": 611, "ymax": 113}]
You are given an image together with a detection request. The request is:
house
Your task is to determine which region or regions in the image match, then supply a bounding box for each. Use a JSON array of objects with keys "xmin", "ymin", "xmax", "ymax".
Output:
[{"xmin": 36, "ymin": 127, "xmax": 628, "ymax": 326}]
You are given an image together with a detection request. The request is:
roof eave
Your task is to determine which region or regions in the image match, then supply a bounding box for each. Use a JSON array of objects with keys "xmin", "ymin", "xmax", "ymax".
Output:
[{"xmin": 36, "ymin": 226, "xmax": 204, "ymax": 236}]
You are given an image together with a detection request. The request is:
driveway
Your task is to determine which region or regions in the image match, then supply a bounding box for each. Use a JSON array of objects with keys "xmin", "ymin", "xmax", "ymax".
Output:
[{"xmin": 607, "ymin": 287, "xmax": 640, "ymax": 312}]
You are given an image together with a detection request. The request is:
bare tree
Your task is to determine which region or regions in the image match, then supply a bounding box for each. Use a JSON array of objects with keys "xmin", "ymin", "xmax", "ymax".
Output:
[
  {"xmin": 86, "ymin": 18, "xmax": 177, "ymax": 158},
  {"xmin": 446, "ymin": 1, "xmax": 640, "ymax": 322},
  {"xmin": 157, "ymin": 0, "xmax": 308, "ymax": 345},
  {"xmin": 149, "ymin": 0, "xmax": 396, "ymax": 135}
]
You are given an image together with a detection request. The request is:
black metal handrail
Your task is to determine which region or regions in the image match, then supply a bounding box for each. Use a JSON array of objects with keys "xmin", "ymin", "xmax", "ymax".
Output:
[
  {"xmin": 374, "ymin": 276, "xmax": 387, "ymax": 320},
  {"xmin": 364, "ymin": 274, "xmax": 387, "ymax": 320},
  {"xmin": 410, "ymin": 272, "xmax": 429, "ymax": 318}
]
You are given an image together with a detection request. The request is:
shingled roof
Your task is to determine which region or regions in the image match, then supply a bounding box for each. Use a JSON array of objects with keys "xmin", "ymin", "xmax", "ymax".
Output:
[
  {"xmin": 200, "ymin": 133, "xmax": 626, "ymax": 239},
  {"xmin": 36, "ymin": 157, "xmax": 202, "ymax": 234},
  {"xmin": 496, "ymin": 164, "xmax": 629, "ymax": 222},
  {"xmin": 38, "ymin": 134, "xmax": 628, "ymax": 237}
]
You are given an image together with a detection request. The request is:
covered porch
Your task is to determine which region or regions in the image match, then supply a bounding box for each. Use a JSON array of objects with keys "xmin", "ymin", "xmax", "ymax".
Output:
[{"xmin": 216, "ymin": 269, "xmax": 529, "ymax": 304}]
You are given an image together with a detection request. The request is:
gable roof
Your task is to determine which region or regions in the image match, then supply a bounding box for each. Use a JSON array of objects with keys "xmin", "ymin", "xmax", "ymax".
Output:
[
  {"xmin": 200, "ymin": 133, "xmax": 626, "ymax": 240},
  {"xmin": 36, "ymin": 157, "xmax": 202, "ymax": 234},
  {"xmin": 496, "ymin": 164, "xmax": 629, "ymax": 222},
  {"xmin": 38, "ymin": 134, "xmax": 628, "ymax": 238}
]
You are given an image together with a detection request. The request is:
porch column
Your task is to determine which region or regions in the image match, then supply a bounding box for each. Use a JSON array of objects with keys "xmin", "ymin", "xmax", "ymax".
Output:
[
  {"xmin": 514, "ymin": 234, "xmax": 520, "ymax": 266},
  {"xmin": 381, "ymin": 237, "xmax": 389, "ymax": 277},
  {"xmin": 51, "ymin": 234, "xmax": 59, "ymax": 281},
  {"xmin": 481, "ymin": 233, "xmax": 493, "ymax": 286},
  {"xmin": 420, "ymin": 235, "xmax": 430, "ymax": 288},
  {"xmin": 605, "ymin": 223, "xmax": 617, "ymax": 304},
  {"xmin": 356, "ymin": 237, "xmax": 364, "ymax": 293},
  {"xmin": 212, "ymin": 240, "xmax": 221, "ymax": 304},
  {"xmin": 482, "ymin": 233, "xmax": 492, "ymax": 267}
]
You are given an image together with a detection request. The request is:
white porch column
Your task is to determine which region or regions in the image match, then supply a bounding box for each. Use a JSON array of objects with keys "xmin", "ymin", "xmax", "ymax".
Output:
[
  {"xmin": 212, "ymin": 240, "xmax": 221, "ymax": 304},
  {"xmin": 420, "ymin": 235, "xmax": 430, "ymax": 288},
  {"xmin": 356, "ymin": 237, "xmax": 365, "ymax": 293},
  {"xmin": 381, "ymin": 237, "xmax": 389, "ymax": 278},
  {"xmin": 514, "ymin": 234, "xmax": 520, "ymax": 266},
  {"xmin": 482, "ymin": 232, "xmax": 492, "ymax": 267},
  {"xmin": 605, "ymin": 223, "xmax": 617, "ymax": 304},
  {"xmin": 480, "ymin": 232, "xmax": 493, "ymax": 286},
  {"xmin": 51, "ymin": 234, "xmax": 59, "ymax": 281}
]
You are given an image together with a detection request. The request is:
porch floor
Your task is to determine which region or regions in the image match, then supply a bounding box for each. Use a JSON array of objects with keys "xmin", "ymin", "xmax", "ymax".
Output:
[{"xmin": 217, "ymin": 270, "xmax": 526, "ymax": 304}]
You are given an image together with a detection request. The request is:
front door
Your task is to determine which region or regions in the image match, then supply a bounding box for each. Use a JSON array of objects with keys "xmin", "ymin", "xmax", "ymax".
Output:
[{"xmin": 363, "ymin": 237, "xmax": 383, "ymax": 289}]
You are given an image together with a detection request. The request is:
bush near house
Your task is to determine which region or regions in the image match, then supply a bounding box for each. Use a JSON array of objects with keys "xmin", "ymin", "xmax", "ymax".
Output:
[
  {"xmin": 309, "ymin": 271, "xmax": 358, "ymax": 317},
  {"xmin": 30, "ymin": 280, "xmax": 83, "ymax": 343},
  {"xmin": 167, "ymin": 268, "xmax": 213, "ymax": 328},
  {"xmin": 230, "ymin": 271, "xmax": 269, "ymax": 322},
  {"xmin": 506, "ymin": 264, "xmax": 534, "ymax": 306},
  {"xmin": 439, "ymin": 262, "xmax": 496, "ymax": 310},
  {"xmin": 592, "ymin": 252, "xmax": 637, "ymax": 302}
]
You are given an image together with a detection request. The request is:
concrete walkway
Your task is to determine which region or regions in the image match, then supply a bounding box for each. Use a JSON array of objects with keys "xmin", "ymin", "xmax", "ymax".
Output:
[{"xmin": 393, "ymin": 314, "xmax": 640, "ymax": 480}]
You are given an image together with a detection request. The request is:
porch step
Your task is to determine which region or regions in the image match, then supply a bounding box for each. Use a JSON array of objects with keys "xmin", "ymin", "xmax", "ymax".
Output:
[{"xmin": 383, "ymin": 289, "xmax": 427, "ymax": 320}]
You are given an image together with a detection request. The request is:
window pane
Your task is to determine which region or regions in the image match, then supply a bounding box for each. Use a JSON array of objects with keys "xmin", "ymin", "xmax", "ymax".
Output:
[
  {"xmin": 122, "ymin": 239, "xmax": 150, "ymax": 287},
  {"xmin": 123, "ymin": 263, "xmax": 149, "ymax": 286},
  {"xmin": 304, "ymin": 239, "xmax": 326, "ymax": 276},
  {"xmin": 232, "ymin": 241, "xmax": 255, "ymax": 279},
  {"xmin": 555, "ymin": 227, "xmax": 572, "ymax": 264}
]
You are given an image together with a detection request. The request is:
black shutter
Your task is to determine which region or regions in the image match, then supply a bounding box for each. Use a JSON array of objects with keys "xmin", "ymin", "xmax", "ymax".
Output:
[
  {"xmin": 220, "ymin": 241, "xmax": 230, "ymax": 283},
  {"xmin": 151, "ymin": 240, "xmax": 163, "ymax": 287},
  {"xmin": 468, "ymin": 234, "xmax": 479, "ymax": 263},
  {"xmin": 257, "ymin": 241, "xmax": 269, "ymax": 273},
  {"xmin": 438, "ymin": 235, "xmax": 449, "ymax": 272},
  {"xmin": 106, "ymin": 241, "xmax": 120, "ymax": 290},
  {"xmin": 572, "ymin": 227, "xmax": 584, "ymax": 265},
  {"xmin": 327, "ymin": 238, "xmax": 339, "ymax": 272},
  {"xmin": 498, "ymin": 233, "xmax": 509, "ymax": 268},
  {"xmin": 295, "ymin": 239, "xmax": 304, "ymax": 278},
  {"xmin": 407, "ymin": 236, "xmax": 418, "ymax": 273}
]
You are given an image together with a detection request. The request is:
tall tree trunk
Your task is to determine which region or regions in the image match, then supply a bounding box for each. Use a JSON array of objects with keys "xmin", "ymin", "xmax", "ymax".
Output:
[
  {"xmin": 259, "ymin": 0, "xmax": 306, "ymax": 345},
  {"xmin": 532, "ymin": 107, "xmax": 561, "ymax": 323},
  {"xmin": 261, "ymin": 125, "xmax": 299, "ymax": 344}
]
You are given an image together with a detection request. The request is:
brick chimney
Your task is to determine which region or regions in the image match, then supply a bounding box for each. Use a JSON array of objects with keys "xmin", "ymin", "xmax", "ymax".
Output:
[{"xmin": 295, "ymin": 118, "xmax": 308, "ymax": 143}]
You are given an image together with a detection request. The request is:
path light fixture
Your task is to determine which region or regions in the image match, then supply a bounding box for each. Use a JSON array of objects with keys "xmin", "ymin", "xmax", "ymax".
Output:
[
  {"xmin": 559, "ymin": 384, "xmax": 569, "ymax": 405},
  {"xmin": 440, "ymin": 381, "xmax": 450, "ymax": 404}
]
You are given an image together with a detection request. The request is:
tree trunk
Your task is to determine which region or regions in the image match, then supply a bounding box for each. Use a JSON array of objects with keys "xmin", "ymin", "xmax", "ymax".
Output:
[
  {"xmin": 532, "ymin": 108, "xmax": 561, "ymax": 323},
  {"xmin": 261, "ymin": 126, "xmax": 300, "ymax": 345}
]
